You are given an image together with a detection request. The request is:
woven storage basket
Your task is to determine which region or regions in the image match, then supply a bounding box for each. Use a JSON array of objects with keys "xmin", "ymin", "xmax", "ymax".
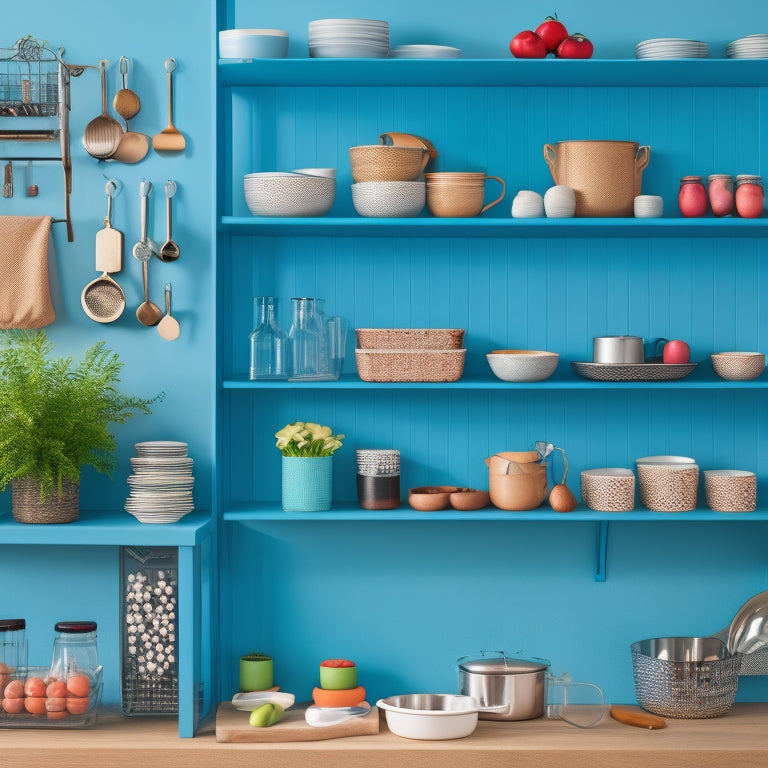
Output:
[
  {"xmin": 543, "ymin": 140, "xmax": 650, "ymax": 217},
  {"xmin": 636, "ymin": 464, "xmax": 698, "ymax": 512},
  {"xmin": 11, "ymin": 477, "xmax": 79, "ymax": 524},
  {"xmin": 355, "ymin": 348, "xmax": 465, "ymax": 382},
  {"xmin": 704, "ymin": 470, "xmax": 756, "ymax": 512},
  {"xmin": 581, "ymin": 468, "xmax": 635, "ymax": 512},
  {"xmin": 355, "ymin": 328, "xmax": 465, "ymax": 350}
]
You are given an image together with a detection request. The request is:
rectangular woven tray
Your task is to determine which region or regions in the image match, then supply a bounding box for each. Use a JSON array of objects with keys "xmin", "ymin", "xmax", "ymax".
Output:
[
  {"xmin": 355, "ymin": 328, "xmax": 465, "ymax": 350},
  {"xmin": 355, "ymin": 348, "xmax": 466, "ymax": 382}
]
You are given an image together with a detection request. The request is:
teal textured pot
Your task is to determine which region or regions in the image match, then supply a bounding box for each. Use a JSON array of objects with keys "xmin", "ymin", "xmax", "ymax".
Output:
[{"xmin": 282, "ymin": 455, "xmax": 333, "ymax": 512}]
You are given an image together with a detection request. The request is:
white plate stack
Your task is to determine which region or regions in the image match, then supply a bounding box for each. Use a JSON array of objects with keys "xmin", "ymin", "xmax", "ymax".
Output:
[
  {"xmin": 389, "ymin": 45, "xmax": 461, "ymax": 59},
  {"xmin": 125, "ymin": 441, "xmax": 194, "ymax": 524},
  {"xmin": 308, "ymin": 18, "xmax": 389, "ymax": 58},
  {"xmin": 635, "ymin": 38, "xmax": 708, "ymax": 59},
  {"xmin": 726, "ymin": 34, "xmax": 768, "ymax": 58}
]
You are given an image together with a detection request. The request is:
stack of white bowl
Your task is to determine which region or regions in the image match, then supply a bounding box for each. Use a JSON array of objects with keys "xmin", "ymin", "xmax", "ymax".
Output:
[
  {"xmin": 635, "ymin": 38, "xmax": 708, "ymax": 59},
  {"xmin": 308, "ymin": 19, "xmax": 389, "ymax": 58},
  {"xmin": 511, "ymin": 190, "xmax": 544, "ymax": 218},
  {"xmin": 726, "ymin": 34, "xmax": 768, "ymax": 58}
]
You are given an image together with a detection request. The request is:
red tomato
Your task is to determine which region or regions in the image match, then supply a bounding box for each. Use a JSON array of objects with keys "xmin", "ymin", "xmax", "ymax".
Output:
[
  {"xmin": 24, "ymin": 697, "xmax": 47, "ymax": 715},
  {"xmin": 66, "ymin": 696, "xmax": 90, "ymax": 715},
  {"xmin": 509, "ymin": 30, "xmax": 548, "ymax": 59},
  {"xmin": 663, "ymin": 340, "xmax": 691, "ymax": 364},
  {"xmin": 535, "ymin": 15, "xmax": 568, "ymax": 53},
  {"xmin": 3, "ymin": 679, "xmax": 23, "ymax": 699},
  {"xmin": 556, "ymin": 33, "xmax": 594, "ymax": 59},
  {"xmin": 46, "ymin": 680, "xmax": 68, "ymax": 699},
  {"xmin": 320, "ymin": 658, "xmax": 355, "ymax": 668}
]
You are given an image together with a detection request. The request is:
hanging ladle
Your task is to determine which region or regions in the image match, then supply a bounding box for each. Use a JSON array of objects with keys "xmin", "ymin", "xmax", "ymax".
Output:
[
  {"xmin": 133, "ymin": 180, "xmax": 162, "ymax": 326},
  {"xmin": 113, "ymin": 56, "xmax": 141, "ymax": 120},
  {"xmin": 82, "ymin": 60, "xmax": 123, "ymax": 160},
  {"xmin": 159, "ymin": 180, "xmax": 180, "ymax": 262}
]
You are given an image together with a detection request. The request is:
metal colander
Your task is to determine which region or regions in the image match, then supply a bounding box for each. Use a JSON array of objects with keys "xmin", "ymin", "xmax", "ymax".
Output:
[
  {"xmin": 81, "ymin": 275, "xmax": 125, "ymax": 323},
  {"xmin": 631, "ymin": 637, "xmax": 740, "ymax": 719}
]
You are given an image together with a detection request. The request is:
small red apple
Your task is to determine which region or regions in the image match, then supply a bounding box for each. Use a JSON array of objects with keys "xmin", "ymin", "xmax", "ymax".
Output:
[{"xmin": 662, "ymin": 340, "xmax": 690, "ymax": 364}]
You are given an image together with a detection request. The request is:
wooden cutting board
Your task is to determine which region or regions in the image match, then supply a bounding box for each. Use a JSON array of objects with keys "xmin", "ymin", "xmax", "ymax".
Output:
[{"xmin": 215, "ymin": 701, "xmax": 380, "ymax": 743}]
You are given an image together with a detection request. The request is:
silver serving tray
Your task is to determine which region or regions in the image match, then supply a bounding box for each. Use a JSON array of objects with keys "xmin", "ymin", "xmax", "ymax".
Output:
[{"xmin": 571, "ymin": 361, "xmax": 697, "ymax": 382}]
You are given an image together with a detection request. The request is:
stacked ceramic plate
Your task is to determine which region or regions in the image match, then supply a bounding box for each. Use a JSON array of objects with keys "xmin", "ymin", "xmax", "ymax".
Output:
[
  {"xmin": 125, "ymin": 441, "xmax": 194, "ymax": 524},
  {"xmin": 726, "ymin": 34, "xmax": 768, "ymax": 58},
  {"xmin": 389, "ymin": 45, "xmax": 461, "ymax": 59},
  {"xmin": 635, "ymin": 38, "xmax": 708, "ymax": 59},
  {"xmin": 308, "ymin": 18, "xmax": 389, "ymax": 58}
]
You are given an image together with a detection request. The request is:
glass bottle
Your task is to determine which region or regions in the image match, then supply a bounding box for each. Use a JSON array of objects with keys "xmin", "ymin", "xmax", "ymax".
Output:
[
  {"xmin": 288, "ymin": 297, "xmax": 320, "ymax": 378},
  {"xmin": 707, "ymin": 174, "xmax": 734, "ymax": 217},
  {"xmin": 0, "ymin": 618, "xmax": 27, "ymax": 685},
  {"xmin": 678, "ymin": 176, "xmax": 708, "ymax": 217},
  {"xmin": 735, "ymin": 175, "xmax": 764, "ymax": 218},
  {"xmin": 50, "ymin": 621, "xmax": 101, "ymax": 689},
  {"xmin": 249, "ymin": 296, "xmax": 288, "ymax": 380}
]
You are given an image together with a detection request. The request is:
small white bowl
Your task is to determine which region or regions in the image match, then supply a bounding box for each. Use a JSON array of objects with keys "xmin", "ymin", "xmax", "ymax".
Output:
[
  {"xmin": 244, "ymin": 172, "xmax": 335, "ymax": 217},
  {"xmin": 352, "ymin": 181, "xmax": 425, "ymax": 217},
  {"xmin": 634, "ymin": 194, "xmax": 664, "ymax": 218},
  {"xmin": 219, "ymin": 29, "xmax": 289, "ymax": 59},
  {"xmin": 486, "ymin": 350, "xmax": 559, "ymax": 382},
  {"xmin": 376, "ymin": 694, "xmax": 481, "ymax": 740},
  {"xmin": 293, "ymin": 168, "xmax": 337, "ymax": 179}
]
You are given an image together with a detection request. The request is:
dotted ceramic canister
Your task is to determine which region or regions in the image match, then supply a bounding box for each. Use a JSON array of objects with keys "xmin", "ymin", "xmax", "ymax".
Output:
[{"xmin": 281, "ymin": 455, "xmax": 333, "ymax": 512}]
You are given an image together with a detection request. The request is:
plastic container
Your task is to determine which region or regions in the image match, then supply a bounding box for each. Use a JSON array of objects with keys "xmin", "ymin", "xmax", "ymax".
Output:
[{"xmin": 678, "ymin": 176, "xmax": 708, "ymax": 217}]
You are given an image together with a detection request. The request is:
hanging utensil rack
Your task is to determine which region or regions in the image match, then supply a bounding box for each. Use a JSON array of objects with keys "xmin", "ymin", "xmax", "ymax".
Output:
[{"xmin": 0, "ymin": 36, "xmax": 87, "ymax": 241}]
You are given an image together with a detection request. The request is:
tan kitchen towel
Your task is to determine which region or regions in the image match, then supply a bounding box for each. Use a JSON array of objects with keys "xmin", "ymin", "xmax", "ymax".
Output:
[{"xmin": 0, "ymin": 215, "xmax": 55, "ymax": 328}]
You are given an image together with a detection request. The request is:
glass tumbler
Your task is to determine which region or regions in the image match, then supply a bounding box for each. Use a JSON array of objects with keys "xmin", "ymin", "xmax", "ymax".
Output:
[
  {"xmin": 249, "ymin": 296, "xmax": 288, "ymax": 380},
  {"xmin": 0, "ymin": 618, "xmax": 27, "ymax": 687}
]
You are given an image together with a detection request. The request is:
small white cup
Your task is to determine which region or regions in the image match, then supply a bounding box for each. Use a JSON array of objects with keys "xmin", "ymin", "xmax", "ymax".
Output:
[{"xmin": 634, "ymin": 194, "xmax": 664, "ymax": 218}]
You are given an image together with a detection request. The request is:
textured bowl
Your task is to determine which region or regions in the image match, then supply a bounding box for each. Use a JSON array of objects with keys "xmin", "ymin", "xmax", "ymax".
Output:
[
  {"xmin": 352, "ymin": 181, "xmax": 425, "ymax": 217},
  {"xmin": 356, "ymin": 349, "xmax": 466, "ymax": 382},
  {"xmin": 349, "ymin": 145, "xmax": 429, "ymax": 183},
  {"xmin": 219, "ymin": 29, "xmax": 289, "ymax": 59},
  {"xmin": 408, "ymin": 486, "xmax": 461, "ymax": 511},
  {"xmin": 581, "ymin": 468, "xmax": 635, "ymax": 511},
  {"xmin": 356, "ymin": 328, "xmax": 465, "ymax": 350},
  {"xmin": 704, "ymin": 469, "xmax": 756, "ymax": 512},
  {"xmin": 486, "ymin": 350, "xmax": 559, "ymax": 382},
  {"xmin": 636, "ymin": 463, "xmax": 699, "ymax": 512},
  {"xmin": 293, "ymin": 168, "xmax": 337, "ymax": 179},
  {"xmin": 449, "ymin": 489, "xmax": 491, "ymax": 510},
  {"xmin": 711, "ymin": 352, "xmax": 765, "ymax": 380},
  {"xmin": 243, "ymin": 173, "xmax": 335, "ymax": 217}
]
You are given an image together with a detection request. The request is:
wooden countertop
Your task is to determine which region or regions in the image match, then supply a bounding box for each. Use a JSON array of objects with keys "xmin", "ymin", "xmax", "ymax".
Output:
[{"xmin": 3, "ymin": 703, "xmax": 768, "ymax": 768}]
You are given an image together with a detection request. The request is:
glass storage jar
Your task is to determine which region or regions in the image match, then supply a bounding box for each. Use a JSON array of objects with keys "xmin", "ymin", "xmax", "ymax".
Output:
[
  {"xmin": 0, "ymin": 618, "xmax": 27, "ymax": 687},
  {"xmin": 50, "ymin": 620, "xmax": 102, "ymax": 705},
  {"xmin": 707, "ymin": 174, "xmax": 734, "ymax": 217},
  {"xmin": 288, "ymin": 297, "xmax": 321, "ymax": 378},
  {"xmin": 678, "ymin": 176, "xmax": 708, "ymax": 217},
  {"xmin": 735, "ymin": 175, "xmax": 764, "ymax": 218},
  {"xmin": 249, "ymin": 296, "xmax": 288, "ymax": 380}
]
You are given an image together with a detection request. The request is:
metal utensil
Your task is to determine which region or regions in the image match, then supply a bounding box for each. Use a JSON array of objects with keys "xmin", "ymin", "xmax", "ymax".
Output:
[
  {"xmin": 157, "ymin": 283, "xmax": 180, "ymax": 340},
  {"xmin": 159, "ymin": 180, "xmax": 180, "ymax": 262},
  {"xmin": 82, "ymin": 60, "xmax": 123, "ymax": 160},
  {"xmin": 152, "ymin": 58, "xmax": 185, "ymax": 152},
  {"xmin": 727, "ymin": 590, "xmax": 768, "ymax": 655},
  {"xmin": 132, "ymin": 180, "xmax": 153, "ymax": 262},
  {"xmin": 113, "ymin": 56, "xmax": 140, "ymax": 120},
  {"xmin": 136, "ymin": 260, "xmax": 162, "ymax": 327}
]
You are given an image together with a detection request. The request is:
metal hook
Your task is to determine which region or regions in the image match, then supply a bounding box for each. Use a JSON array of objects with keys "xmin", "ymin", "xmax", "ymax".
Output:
[{"xmin": 104, "ymin": 178, "xmax": 120, "ymax": 197}]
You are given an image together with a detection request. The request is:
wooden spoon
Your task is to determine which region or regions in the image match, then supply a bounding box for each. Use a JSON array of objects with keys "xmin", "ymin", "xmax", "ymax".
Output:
[
  {"xmin": 158, "ymin": 283, "xmax": 181, "ymax": 341},
  {"xmin": 152, "ymin": 58, "xmax": 186, "ymax": 152},
  {"xmin": 113, "ymin": 56, "xmax": 140, "ymax": 121},
  {"xmin": 82, "ymin": 60, "xmax": 123, "ymax": 160}
]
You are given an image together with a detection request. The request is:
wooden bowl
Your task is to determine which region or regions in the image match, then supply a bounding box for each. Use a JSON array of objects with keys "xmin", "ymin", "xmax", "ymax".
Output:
[
  {"xmin": 408, "ymin": 486, "xmax": 461, "ymax": 511},
  {"xmin": 449, "ymin": 489, "xmax": 491, "ymax": 510}
]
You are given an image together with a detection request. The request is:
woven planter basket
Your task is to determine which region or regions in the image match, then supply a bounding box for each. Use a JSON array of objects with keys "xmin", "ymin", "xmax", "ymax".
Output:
[
  {"xmin": 11, "ymin": 477, "xmax": 80, "ymax": 524},
  {"xmin": 281, "ymin": 456, "xmax": 332, "ymax": 512}
]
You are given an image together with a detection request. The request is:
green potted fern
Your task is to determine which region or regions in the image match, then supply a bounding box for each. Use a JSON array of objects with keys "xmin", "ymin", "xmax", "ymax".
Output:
[{"xmin": 0, "ymin": 331, "xmax": 162, "ymax": 524}]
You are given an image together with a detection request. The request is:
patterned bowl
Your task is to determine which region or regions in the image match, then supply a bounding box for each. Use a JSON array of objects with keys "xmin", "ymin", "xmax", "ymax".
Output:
[
  {"xmin": 486, "ymin": 350, "xmax": 559, "ymax": 382},
  {"xmin": 704, "ymin": 469, "xmax": 756, "ymax": 512},
  {"xmin": 581, "ymin": 468, "xmax": 636, "ymax": 511},
  {"xmin": 351, "ymin": 181, "xmax": 425, "ymax": 217},
  {"xmin": 636, "ymin": 462, "xmax": 699, "ymax": 512},
  {"xmin": 349, "ymin": 145, "xmax": 429, "ymax": 183},
  {"xmin": 243, "ymin": 172, "xmax": 335, "ymax": 217},
  {"xmin": 711, "ymin": 351, "xmax": 765, "ymax": 380}
]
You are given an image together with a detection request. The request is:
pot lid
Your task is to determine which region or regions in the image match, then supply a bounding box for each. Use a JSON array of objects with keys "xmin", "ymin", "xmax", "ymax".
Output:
[{"xmin": 458, "ymin": 655, "xmax": 549, "ymax": 674}]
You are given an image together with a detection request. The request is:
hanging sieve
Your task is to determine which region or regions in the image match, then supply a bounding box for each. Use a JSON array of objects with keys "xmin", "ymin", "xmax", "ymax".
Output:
[{"xmin": 81, "ymin": 272, "xmax": 126, "ymax": 323}]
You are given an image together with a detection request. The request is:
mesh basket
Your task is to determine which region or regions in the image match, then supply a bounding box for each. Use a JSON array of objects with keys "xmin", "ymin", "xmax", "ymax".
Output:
[{"xmin": 631, "ymin": 637, "xmax": 740, "ymax": 718}]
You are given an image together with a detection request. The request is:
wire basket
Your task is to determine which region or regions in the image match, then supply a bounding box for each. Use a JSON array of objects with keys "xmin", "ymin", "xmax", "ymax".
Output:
[
  {"xmin": 631, "ymin": 637, "xmax": 740, "ymax": 718},
  {"xmin": 0, "ymin": 39, "xmax": 61, "ymax": 116},
  {"xmin": 120, "ymin": 547, "xmax": 178, "ymax": 715}
]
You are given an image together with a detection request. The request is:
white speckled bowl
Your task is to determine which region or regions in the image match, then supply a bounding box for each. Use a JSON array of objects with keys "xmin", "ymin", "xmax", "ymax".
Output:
[
  {"xmin": 352, "ymin": 181, "xmax": 425, "ymax": 217},
  {"xmin": 244, "ymin": 172, "xmax": 336, "ymax": 217},
  {"xmin": 486, "ymin": 350, "xmax": 559, "ymax": 382}
]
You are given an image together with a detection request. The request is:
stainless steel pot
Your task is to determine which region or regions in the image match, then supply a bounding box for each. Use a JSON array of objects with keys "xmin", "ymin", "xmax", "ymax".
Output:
[{"xmin": 457, "ymin": 655, "xmax": 549, "ymax": 721}]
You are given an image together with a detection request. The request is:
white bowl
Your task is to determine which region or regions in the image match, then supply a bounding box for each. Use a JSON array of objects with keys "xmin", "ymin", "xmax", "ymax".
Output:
[
  {"xmin": 293, "ymin": 168, "xmax": 337, "ymax": 179},
  {"xmin": 352, "ymin": 181, "xmax": 425, "ymax": 217},
  {"xmin": 376, "ymin": 694, "xmax": 480, "ymax": 740},
  {"xmin": 634, "ymin": 194, "xmax": 664, "ymax": 218},
  {"xmin": 544, "ymin": 185, "xmax": 576, "ymax": 218},
  {"xmin": 244, "ymin": 173, "xmax": 335, "ymax": 217},
  {"xmin": 219, "ymin": 29, "xmax": 289, "ymax": 59},
  {"xmin": 635, "ymin": 455, "xmax": 696, "ymax": 466},
  {"xmin": 486, "ymin": 350, "xmax": 559, "ymax": 382}
]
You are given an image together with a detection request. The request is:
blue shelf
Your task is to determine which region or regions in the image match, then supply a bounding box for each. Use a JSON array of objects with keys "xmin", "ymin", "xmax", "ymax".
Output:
[
  {"xmin": 220, "ymin": 215, "xmax": 768, "ymax": 239},
  {"xmin": 0, "ymin": 509, "xmax": 212, "ymax": 546},
  {"xmin": 219, "ymin": 58, "xmax": 768, "ymax": 88},
  {"xmin": 222, "ymin": 369, "xmax": 768, "ymax": 391}
]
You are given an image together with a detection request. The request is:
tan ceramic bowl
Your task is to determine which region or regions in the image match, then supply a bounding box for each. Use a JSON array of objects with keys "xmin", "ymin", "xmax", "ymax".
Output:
[
  {"xmin": 349, "ymin": 145, "xmax": 429, "ymax": 183},
  {"xmin": 449, "ymin": 489, "xmax": 491, "ymax": 510},
  {"xmin": 408, "ymin": 486, "xmax": 461, "ymax": 511},
  {"xmin": 711, "ymin": 352, "xmax": 765, "ymax": 380}
]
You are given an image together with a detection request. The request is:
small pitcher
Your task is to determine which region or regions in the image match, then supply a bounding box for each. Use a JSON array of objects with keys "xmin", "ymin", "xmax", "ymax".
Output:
[{"xmin": 485, "ymin": 451, "xmax": 548, "ymax": 511}]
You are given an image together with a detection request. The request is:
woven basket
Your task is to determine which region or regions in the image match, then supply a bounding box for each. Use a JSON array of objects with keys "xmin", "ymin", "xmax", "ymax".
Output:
[
  {"xmin": 355, "ymin": 328, "xmax": 465, "ymax": 350},
  {"xmin": 543, "ymin": 140, "xmax": 650, "ymax": 217},
  {"xmin": 349, "ymin": 145, "xmax": 429, "ymax": 183},
  {"xmin": 704, "ymin": 470, "xmax": 756, "ymax": 512},
  {"xmin": 12, "ymin": 477, "xmax": 79, "ymax": 524},
  {"xmin": 580, "ymin": 468, "xmax": 635, "ymax": 512},
  {"xmin": 636, "ymin": 464, "xmax": 698, "ymax": 512},
  {"xmin": 355, "ymin": 348, "xmax": 466, "ymax": 382}
]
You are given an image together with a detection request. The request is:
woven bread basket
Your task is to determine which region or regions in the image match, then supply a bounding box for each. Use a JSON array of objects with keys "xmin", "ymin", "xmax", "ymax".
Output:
[
  {"xmin": 12, "ymin": 477, "xmax": 79, "ymax": 524},
  {"xmin": 355, "ymin": 348, "xmax": 465, "ymax": 382},
  {"xmin": 355, "ymin": 328, "xmax": 465, "ymax": 350}
]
